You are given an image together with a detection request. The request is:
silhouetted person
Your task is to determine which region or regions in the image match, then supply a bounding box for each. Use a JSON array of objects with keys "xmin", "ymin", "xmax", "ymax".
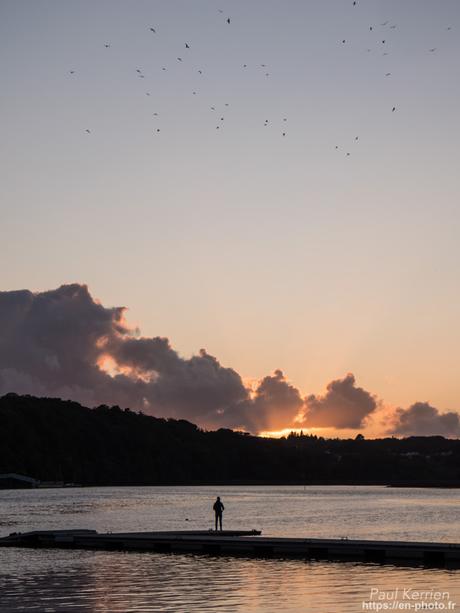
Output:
[{"xmin": 213, "ymin": 496, "xmax": 224, "ymax": 531}]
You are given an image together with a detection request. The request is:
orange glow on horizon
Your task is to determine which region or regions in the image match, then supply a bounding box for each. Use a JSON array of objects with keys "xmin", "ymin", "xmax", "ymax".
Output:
[{"xmin": 259, "ymin": 426, "xmax": 381, "ymax": 439}]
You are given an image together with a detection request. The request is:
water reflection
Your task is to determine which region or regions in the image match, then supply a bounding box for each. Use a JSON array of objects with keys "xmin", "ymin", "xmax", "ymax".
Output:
[
  {"xmin": 1, "ymin": 549, "xmax": 458, "ymax": 612},
  {"xmin": 1, "ymin": 486, "xmax": 459, "ymax": 612}
]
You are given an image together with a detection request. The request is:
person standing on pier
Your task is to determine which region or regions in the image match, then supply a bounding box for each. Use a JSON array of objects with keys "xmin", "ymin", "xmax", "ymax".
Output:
[{"xmin": 213, "ymin": 496, "xmax": 225, "ymax": 531}]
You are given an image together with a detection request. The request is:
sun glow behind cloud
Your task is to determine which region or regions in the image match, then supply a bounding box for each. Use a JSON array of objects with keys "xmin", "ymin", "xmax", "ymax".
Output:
[
  {"xmin": 0, "ymin": 283, "xmax": 458, "ymax": 437},
  {"xmin": 1, "ymin": 0, "xmax": 460, "ymax": 433},
  {"xmin": 97, "ymin": 354, "xmax": 119, "ymax": 377}
]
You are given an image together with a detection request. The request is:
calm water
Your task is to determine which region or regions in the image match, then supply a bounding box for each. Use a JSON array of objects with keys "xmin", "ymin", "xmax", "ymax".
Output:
[{"xmin": 0, "ymin": 486, "xmax": 459, "ymax": 612}]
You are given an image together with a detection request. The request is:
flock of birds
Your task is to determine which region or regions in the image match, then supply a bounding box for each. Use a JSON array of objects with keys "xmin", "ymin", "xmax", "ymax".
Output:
[
  {"xmin": 76, "ymin": 9, "xmax": 290, "ymax": 139},
  {"xmin": 73, "ymin": 4, "xmax": 453, "ymax": 156},
  {"xmin": 333, "ymin": 3, "xmax": 453, "ymax": 156}
]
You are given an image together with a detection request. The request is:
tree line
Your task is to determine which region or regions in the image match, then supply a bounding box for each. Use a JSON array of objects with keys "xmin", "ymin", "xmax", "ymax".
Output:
[{"xmin": 1, "ymin": 393, "xmax": 459, "ymax": 486}]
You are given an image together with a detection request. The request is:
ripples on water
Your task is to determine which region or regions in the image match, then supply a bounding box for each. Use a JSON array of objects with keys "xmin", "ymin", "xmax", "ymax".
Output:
[{"xmin": 0, "ymin": 486, "xmax": 459, "ymax": 612}]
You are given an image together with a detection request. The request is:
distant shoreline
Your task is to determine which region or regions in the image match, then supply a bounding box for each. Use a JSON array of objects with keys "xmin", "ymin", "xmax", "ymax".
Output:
[
  {"xmin": 2, "ymin": 395, "xmax": 459, "ymax": 489},
  {"xmin": 2, "ymin": 481, "xmax": 460, "ymax": 490}
]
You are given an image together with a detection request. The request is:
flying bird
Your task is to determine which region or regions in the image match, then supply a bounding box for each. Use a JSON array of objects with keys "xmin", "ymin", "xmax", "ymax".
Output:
[
  {"xmin": 355, "ymin": 136, "xmax": 359, "ymax": 141},
  {"xmin": 381, "ymin": 21, "xmax": 389, "ymax": 26},
  {"xmin": 85, "ymin": 129, "xmax": 91, "ymax": 133},
  {"xmin": 136, "ymin": 69, "xmax": 142, "ymax": 73},
  {"xmin": 390, "ymin": 25, "xmax": 397, "ymax": 29},
  {"xmin": 104, "ymin": 44, "xmax": 110, "ymax": 48},
  {"xmin": 385, "ymin": 72, "xmax": 391, "ymax": 76},
  {"xmin": 162, "ymin": 67, "xmax": 166, "ymax": 71},
  {"xmin": 392, "ymin": 106, "xmax": 396, "ymax": 112},
  {"xmin": 177, "ymin": 57, "xmax": 182, "ymax": 61},
  {"xmin": 227, "ymin": 18, "xmax": 230, "ymax": 24},
  {"xmin": 69, "ymin": 70, "xmax": 75, "ymax": 74},
  {"xmin": 369, "ymin": 26, "xmax": 373, "ymax": 31},
  {"xmin": 382, "ymin": 40, "xmax": 386, "ymax": 44},
  {"xmin": 198, "ymin": 70, "xmax": 203, "ymax": 74},
  {"xmin": 185, "ymin": 43, "xmax": 190, "ymax": 49},
  {"xmin": 342, "ymin": 39, "xmax": 346, "ymax": 43},
  {"xmin": 429, "ymin": 48, "xmax": 437, "ymax": 52},
  {"xmin": 149, "ymin": 27, "xmax": 156, "ymax": 33},
  {"xmin": 282, "ymin": 132, "xmax": 286, "ymax": 136}
]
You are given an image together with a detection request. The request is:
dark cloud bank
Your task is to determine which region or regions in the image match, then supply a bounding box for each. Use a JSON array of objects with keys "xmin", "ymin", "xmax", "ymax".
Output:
[
  {"xmin": 388, "ymin": 402, "xmax": 460, "ymax": 437},
  {"xmin": 304, "ymin": 373, "xmax": 377, "ymax": 429},
  {"xmin": 0, "ymin": 284, "xmax": 458, "ymax": 436}
]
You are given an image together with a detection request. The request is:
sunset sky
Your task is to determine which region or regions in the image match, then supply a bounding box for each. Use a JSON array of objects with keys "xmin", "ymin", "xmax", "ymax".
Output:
[{"xmin": 1, "ymin": 1, "xmax": 460, "ymax": 437}]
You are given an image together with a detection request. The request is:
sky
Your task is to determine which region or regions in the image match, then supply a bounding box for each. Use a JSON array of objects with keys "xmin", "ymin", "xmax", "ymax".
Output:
[{"xmin": 1, "ymin": 0, "xmax": 460, "ymax": 437}]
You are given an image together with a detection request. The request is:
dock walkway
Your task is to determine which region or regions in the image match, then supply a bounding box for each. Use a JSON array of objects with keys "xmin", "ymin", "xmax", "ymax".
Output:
[{"xmin": 1, "ymin": 529, "xmax": 458, "ymax": 567}]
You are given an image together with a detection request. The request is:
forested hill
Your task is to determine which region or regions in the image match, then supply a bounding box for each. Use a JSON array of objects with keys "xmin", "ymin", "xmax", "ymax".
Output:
[{"xmin": 1, "ymin": 393, "xmax": 459, "ymax": 486}]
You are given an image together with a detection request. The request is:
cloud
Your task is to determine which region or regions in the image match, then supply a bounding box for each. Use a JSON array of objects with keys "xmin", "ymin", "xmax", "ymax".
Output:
[
  {"xmin": 0, "ymin": 284, "xmax": 250, "ymax": 423},
  {"xmin": 301, "ymin": 373, "xmax": 377, "ymax": 429},
  {"xmin": 0, "ymin": 284, "xmax": 306, "ymax": 433},
  {"xmin": 209, "ymin": 369, "xmax": 304, "ymax": 433},
  {"xmin": 2, "ymin": 284, "xmax": 458, "ymax": 438},
  {"xmin": 250, "ymin": 369, "xmax": 304, "ymax": 432},
  {"xmin": 0, "ymin": 285, "xmax": 126, "ymax": 400},
  {"xmin": 387, "ymin": 402, "xmax": 460, "ymax": 437}
]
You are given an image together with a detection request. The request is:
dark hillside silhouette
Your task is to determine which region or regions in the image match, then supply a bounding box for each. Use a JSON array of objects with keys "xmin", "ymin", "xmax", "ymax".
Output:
[{"xmin": 0, "ymin": 394, "xmax": 459, "ymax": 486}]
